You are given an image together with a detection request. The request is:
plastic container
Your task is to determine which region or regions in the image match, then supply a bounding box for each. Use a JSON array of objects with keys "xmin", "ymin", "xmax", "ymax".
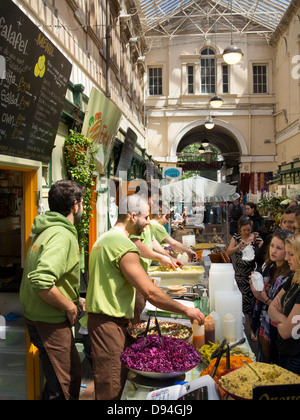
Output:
[
  {"xmin": 200, "ymin": 289, "xmax": 210, "ymax": 316},
  {"xmin": 251, "ymin": 271, "xmax": 264, "ymax": 292},
  {"xmin": 208, "ymin": 264, "xmax": 235, "ymax": 311},
  {"xmin": 215, "ymin": 291, "xmax": 243, "ymax": 341},
  {"xmin": 204, "ymin": 315, "xmax": 215, "ymax": 344},
  {"xmin": 192, "ymin": 320, "xmax": 205, "ymax": 350},
  {"xmin": 182, "ymin": 235, "xmax": 196, "ymax": 248},
  {"xmin": 209, "ymin": 311, "xmax": 221, "ymax": 344},
  {"xmin": 223, "ymin": 314, "xmax": 236, "ymax": 343}
]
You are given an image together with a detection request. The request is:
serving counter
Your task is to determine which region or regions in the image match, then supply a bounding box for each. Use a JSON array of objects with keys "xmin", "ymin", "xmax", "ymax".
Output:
[
  {"xmin": 121, "ymin": 363, "xmax": 204, "ymax": 400},
  {"xmin": 148, "ymin": 266, "xmax": 205, "ymax": 287}
]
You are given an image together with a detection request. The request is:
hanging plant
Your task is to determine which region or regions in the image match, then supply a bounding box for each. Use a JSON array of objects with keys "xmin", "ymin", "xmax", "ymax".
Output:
[{"xmin": 64, "ymin": 129, "xmax": 99, "ymax": 254}]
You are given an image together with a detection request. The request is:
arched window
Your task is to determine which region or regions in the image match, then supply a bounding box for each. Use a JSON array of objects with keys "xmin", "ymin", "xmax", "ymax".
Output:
[{"xmin": 200, "ymin": 47, "xmax": 216, "ymax": 94}]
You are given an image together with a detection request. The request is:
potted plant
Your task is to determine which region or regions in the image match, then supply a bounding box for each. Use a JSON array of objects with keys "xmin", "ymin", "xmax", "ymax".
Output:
[{"xmin": 64, "ymin": 130, "xmax": 99, "ymax": 254}]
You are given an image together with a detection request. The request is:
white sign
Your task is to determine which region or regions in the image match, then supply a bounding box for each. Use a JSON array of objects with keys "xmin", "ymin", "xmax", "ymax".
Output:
[{"xmin": 0, "ymin": 315, "xmax": 6, "ymax": 340}]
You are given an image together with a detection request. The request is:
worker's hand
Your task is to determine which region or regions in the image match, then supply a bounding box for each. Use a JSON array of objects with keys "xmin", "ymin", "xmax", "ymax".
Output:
[
  {"xmin": 186, "ymin": 307, "xmax": 205, "ymax": 325},
  {"xmin": 171, "ymin": 257, "xmax": 184, "ymax": 268},
  {"xmin": 158, "ymin": 254, "xmax": 176, "ymax": 268},
  {"xmin": 66, "ymin": 304, "xmax": 78, "ymax": 326},
  {"xmin": 78, "ymin": 297, "xmax": 86, "ymax": 312},
  {"xmin": 187, "ymin": 249, "xmax": 197, "ymax": 262}
]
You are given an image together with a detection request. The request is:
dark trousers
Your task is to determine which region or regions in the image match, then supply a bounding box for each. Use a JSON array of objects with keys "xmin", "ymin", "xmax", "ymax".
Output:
[{"xmin": 26, "ymin": 323, "xmax": 65, "ymax": 400}]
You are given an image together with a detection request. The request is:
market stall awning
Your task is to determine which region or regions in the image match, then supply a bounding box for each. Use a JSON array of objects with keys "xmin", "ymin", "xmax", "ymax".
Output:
[{"xmin": 162, "ymin": 175, "xmax": 239, "ymax": 203}]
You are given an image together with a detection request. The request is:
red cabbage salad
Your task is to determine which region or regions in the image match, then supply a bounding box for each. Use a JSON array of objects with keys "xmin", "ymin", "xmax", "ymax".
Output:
[{"xmin": 121, "ymin": 335, "xmax": 202, "ymax": 373}]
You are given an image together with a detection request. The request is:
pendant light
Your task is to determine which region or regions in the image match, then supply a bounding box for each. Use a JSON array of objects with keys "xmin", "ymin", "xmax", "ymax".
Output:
[
  {"xmin": 205, "ymin": 117, "xmax": 214, "ymax": 130},
  {"xmin": 223, "ymin": 45, "xmax": 243, "ymax": 65},
  {"xmin": 222, "ymin": 0, "xmax": 243, "ymax": 65},
  {"xmin": 209, "ymin": 94, "xmax": 224, "ymax": 108},
  {"xmin": 202, "ymin": 136, "xmax": 210, "ymax": 147}
]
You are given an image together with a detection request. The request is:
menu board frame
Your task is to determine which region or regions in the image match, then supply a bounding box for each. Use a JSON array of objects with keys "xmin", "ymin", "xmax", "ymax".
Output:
[{"xmin": 0, "ymin": 0, "xmax": 72, "ymax": 163}]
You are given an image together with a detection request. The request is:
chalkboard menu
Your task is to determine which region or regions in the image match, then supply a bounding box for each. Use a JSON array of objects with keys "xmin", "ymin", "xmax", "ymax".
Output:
[{"xmin": 0, "ymin": 0, "xmax": 72, "ymax": 163}]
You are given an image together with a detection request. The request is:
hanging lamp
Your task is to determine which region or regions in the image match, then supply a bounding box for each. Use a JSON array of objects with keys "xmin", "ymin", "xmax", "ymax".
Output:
[
  {"xmin": 223, "ymin": 45, "xmax": 243, "ymax": 65},
  {"xmin": 222, "ymin": 0, "xmax": 243, "ymax": 65},
  {"xmin": 205, "ymin": 117, "xmax": 214, "ymax": 130},
  {"xmin": 199, "ymin": 144, "xmax": 205, "ymax": 153},
  {"xmin": 209, "ymin": 94, "xmax": 224, "ymax": 108},
  {"xmin": 202, "ymin": 136, "xmax": 210, "ymax": 147}
]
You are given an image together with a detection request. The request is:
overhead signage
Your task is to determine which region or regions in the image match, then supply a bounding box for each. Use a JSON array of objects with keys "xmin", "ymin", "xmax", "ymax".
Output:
[
  {"xmin": 0, "ymin": 0, "xmax": 72, "ymax": 163},
  {"xmin": 163, "ymin": 167, "xmax": 182, "ymax": 180},
  {"xmin": 115, "ymin": 127, "xmax": 138, "ymax": 180},
  {"xmin": 82, "ymin": 87, "xmax": 122, "ymax": 174}
]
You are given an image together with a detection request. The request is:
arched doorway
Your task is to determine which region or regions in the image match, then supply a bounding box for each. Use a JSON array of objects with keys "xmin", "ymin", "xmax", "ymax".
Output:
[{"xmin": 170, "ymin": 119, "xmax": 248, "ymax": 184}]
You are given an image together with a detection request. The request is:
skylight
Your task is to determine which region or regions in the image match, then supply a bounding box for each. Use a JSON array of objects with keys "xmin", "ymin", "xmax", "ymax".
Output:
[{"xmin": 133, "ymin": 0, "xmax": 293, "ymax": 41}]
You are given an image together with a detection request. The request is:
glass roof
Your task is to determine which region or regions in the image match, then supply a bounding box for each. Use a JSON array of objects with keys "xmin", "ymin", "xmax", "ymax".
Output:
[{"xmin": 132, "ymin": 0, "xmax": 293, "ymax": 44}]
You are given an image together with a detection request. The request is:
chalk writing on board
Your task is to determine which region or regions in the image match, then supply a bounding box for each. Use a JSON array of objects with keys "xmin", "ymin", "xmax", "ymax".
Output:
[{"xmin": 0, "ymin": 0, "xmax": 72, "ymax": 163}]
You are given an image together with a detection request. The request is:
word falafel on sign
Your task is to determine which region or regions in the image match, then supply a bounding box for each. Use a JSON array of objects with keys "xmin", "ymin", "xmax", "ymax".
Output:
[{"xmin": 0, "ymin": 0, "xmax": 72, "ymax": 163}]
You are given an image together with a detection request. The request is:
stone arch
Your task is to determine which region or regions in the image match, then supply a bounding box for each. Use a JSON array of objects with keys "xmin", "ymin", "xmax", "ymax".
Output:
[{"xmin": 170, "ymin": 118, "xmax": 248, "ymax": 160}]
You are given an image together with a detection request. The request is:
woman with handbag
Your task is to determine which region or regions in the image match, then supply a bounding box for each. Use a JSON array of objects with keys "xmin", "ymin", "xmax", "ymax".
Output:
[{"xmin": 227, "ymin": 216, "xmax": 264, "ymax": 340}]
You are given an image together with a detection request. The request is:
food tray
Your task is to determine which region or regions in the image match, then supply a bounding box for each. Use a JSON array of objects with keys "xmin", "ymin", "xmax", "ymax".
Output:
[
  {"xmin": 129, "ymin": 321, "xmax": 192, "ymax": 341},
  {"xmin": 218, "ymin": 362, "xmax": 300, "ymax": 400},
  {"xmin": 148, "ymin": 266, "xmax": 204, "ymax": 286}
]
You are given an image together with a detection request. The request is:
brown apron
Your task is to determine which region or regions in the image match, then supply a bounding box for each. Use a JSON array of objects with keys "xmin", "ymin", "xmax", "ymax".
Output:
[
  {"xmin": 88, "ymin": 313, "xmax": 132, "ymax": 400},
  {"xmin": 131, "ymin": 291, "xmax": 146, "ymax": 325},
  {"xmin": 28, "ymin": 320, "xmax": 81, "ymax": 400}
]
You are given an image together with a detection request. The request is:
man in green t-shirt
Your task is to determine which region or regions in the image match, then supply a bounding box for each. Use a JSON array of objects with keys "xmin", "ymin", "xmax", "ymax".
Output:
[
  {"xmin": 130, "ymin": 182, "xmax": 184, "ymax": 271},
  {"xmin": 86, "ymin": 194, "xmax": 204, "ymax": 400},
  {"xmin": 151, "ymin": 204, "xmax": 197, "ymax": 261},
  {"xmin": 19, "ymin": 180, "xmax": 86, "ymax": 400}
]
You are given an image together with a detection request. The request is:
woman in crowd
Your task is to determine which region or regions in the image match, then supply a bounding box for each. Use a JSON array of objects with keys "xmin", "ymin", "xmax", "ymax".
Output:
[
  {"xmin": 251, "ymin": 230, "xmax": 293, "ymax": 363},
  {"xmin": 245, "ymin": 202, "xmax": 264, "ymax": 232},
  {"xmin": 268, "ymin": 234, "xmax": 300, "ymax": 375},
  {"xmin": 227, "ymin": 216, "xmax": 264, "ymax": 340},
  {"xmin": 294, "ymin": 208, "xmax": 300, "ymax": 234}
]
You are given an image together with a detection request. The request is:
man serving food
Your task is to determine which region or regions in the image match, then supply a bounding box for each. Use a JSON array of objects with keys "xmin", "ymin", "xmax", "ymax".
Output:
[{"xmin": 86, "ymin": 194, "xmax": 205, "ymax": 400}]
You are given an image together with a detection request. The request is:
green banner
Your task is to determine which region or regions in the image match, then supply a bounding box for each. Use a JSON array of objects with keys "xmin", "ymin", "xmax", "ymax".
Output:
[{"xmin": 82, "ymin": 87, "xmax": 122, "ymax": 173}]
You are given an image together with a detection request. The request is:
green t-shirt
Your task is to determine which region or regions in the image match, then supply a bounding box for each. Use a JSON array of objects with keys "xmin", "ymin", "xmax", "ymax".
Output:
[
  {"xmin": 130, "ymin": 225, "xmax": 153, "ymax": 272},
  {"xmin": 86, "ymin": 228, "xmax": 140, "ymax": 319},
  {"xmin": 150, "ymin": 220, "xmax": 169, "ymax": 245},
  {"xmin": 19, "ymin": 212, "xmax": 80, "ymax": 324}
]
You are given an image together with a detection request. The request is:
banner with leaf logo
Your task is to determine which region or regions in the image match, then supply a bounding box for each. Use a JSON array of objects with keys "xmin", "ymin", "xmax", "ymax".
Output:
[{"xmin": 82, "ymin": 87, "xmax": 122, "ymax": 174}]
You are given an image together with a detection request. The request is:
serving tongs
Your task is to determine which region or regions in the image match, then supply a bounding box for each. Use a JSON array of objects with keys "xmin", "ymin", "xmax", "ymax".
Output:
[
  {"xmin": 211, "ymin": 337, "xmax": 246, "ymax": 360},
  {"xmin": 211, "ymin": 339, "xmax": 226, "ymax": 378},
  {"xmin": 210, "ymin": 337, "xmax": 245, "ymax": 378},
  {"xmin": 140, "ymin": 314, "xmax": 164, "ymax": 351}
]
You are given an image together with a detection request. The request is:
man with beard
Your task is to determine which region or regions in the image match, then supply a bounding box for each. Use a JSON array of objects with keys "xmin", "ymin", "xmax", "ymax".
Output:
[
  {"xmin": 86, "ymin": 194, "xmax": 205, "ymax": 400},
  {"xmin": 20, "ymin": 180, "xmax": 86, "ymax": 400}
]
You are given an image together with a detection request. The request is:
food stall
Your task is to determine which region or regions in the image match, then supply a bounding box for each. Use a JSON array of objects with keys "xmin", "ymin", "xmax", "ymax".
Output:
[
  {"xmin": 162, "ymin": 175, "xmax": 239, "ymax": 242},
  {"xmin": 119, "ymin": 258, "xmax": 300, "ymax": 400},
  {"xmin": 161, "ymin": 175, "xmax": 239, "ymax": 205}
]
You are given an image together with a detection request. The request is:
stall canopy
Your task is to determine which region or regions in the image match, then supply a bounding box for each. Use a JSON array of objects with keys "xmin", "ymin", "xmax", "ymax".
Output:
[{"xmin": 162, "ymin": 175, "xmax": 239, "ymax": 203}]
